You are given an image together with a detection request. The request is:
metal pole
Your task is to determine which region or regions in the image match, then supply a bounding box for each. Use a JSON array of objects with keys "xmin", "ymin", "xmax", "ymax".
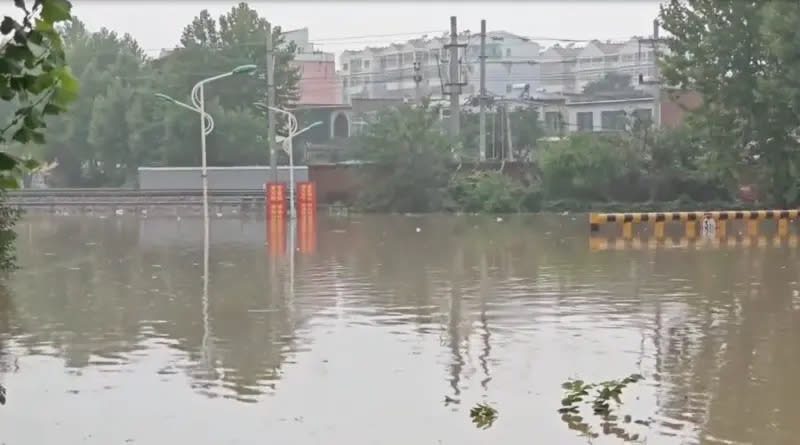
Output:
[
  {"xmin": 448, "ymin": 16, "xmax": 460, "ymax": 140},
  {"xmin": 266, "ymin": 22, "xmax": 277, "ymax": 182},
  {"xmin": 479, "ymin": 19, "xmax": 487, "ymax": 162},
  {"xmin": 198, "ymin": 83, "xmax": 210, "ymax": 236},
  {"xmin": 288, "ymin": 136, "xmax": 296, "ymax": 220}
]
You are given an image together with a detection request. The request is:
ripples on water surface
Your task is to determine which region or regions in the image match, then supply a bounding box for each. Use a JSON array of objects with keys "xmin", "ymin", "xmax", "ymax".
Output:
[{"xmin": 0, "ymin": 214, "xmax": 799, "ymax": 444}]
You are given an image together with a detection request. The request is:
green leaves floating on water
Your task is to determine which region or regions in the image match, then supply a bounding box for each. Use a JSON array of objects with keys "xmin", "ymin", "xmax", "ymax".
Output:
[
  {"xmin": 558, "ymin": 373, "xmax": 645, "ymax": 442},
  {"xmin": 469, "ymin": 403, "xmax": 497, "ymax": 430}
]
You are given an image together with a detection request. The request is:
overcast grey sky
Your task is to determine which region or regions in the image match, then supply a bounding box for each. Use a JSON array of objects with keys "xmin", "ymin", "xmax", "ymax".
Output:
[{"xmin": 51, "ymin": 1, "xmax": 661, "ymax": 60}]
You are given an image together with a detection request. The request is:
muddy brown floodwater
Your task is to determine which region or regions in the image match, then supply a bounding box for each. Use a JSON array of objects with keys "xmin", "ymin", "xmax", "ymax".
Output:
[{"xmin": 0, "ymin": 214, "xmax": 799, "ymax": 444}]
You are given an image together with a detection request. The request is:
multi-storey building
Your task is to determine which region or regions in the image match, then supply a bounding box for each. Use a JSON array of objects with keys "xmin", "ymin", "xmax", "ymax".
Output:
[
  {"xmin": 282, "ymin": 28, "xmax": 341, "ymax": 105},
  {"xmin": 537, "ymin": 37, "xmax": 663, "ymax": 94},
  {"xmin": 339, "ymin": 31, "xmax": 542, "ymax": 103}
]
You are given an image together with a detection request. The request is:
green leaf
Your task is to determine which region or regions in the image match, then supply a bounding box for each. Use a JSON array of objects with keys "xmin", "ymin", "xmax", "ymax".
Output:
[
  {"xmin": 0, "ymin": 17, "xmax": 16, "ymax": 35},
  {"xmin": 12, "ymin": 127, "xmax": 30, "ymax": 144},
  {"xmin": 27, "ymin": 29, "xmax": 43, "ymax": 45},
  {"xmin": 0, "ymin": 58, "xmax": 21, "ymax": 75},
  {"xmin": 40, "ymin": 0, "xmax": 72, "ymax": 23},
  {"xmin": 0, "ymin": 153, "xmax": 18, "ymax": 171},
  {"xmin": 0, "ymin": 85, "xmax": 14, "ymax": 101},
  {"xmin": 23, "ymin": 112, "xmax": 42, "ymax": 129},
  {"xmin": 52, "ymin": 67, "xmax": 79, "ymax": 105},
  {"xmin": 4, "ymin": 44, "xmax": 32, "ymax": 63},
  {"xmin": 0, "ymin": 174, "xmax": 20, "ymax": 189},
  {"xmin": 30, "ymin": 131, "xmax": 45, "ymax": 144},
  {"xmin": 22, "ymin": 158, "xmax": 38, "ymax": 170},
  {"xmin": 42, "ymin": 103, "xmax": 63, "ymax": 115}
]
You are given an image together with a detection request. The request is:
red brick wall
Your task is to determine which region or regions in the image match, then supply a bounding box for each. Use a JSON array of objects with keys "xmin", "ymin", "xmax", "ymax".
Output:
[
  {"xmin": 660, "ymin": 90, "xmax": 702, "ymax": 129},
  {"xmin": 309, "ymin": 162, "xmax": 530, "ymax": 204},
  {"xmin": 292, "ymin": 60, "xmax": 341, "ymax": 105}
]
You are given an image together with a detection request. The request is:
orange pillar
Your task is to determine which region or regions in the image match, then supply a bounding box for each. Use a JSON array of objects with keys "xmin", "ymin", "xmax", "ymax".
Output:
[
  {"xmin": 266, "ymin": 182, "xmax": 287, "ymax": 221},
  {"xmin": 296, "ymin": 182, "xmax": 317, "ymax": 218}
]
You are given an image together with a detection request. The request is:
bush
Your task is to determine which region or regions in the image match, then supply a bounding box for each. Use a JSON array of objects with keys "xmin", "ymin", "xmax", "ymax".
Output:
[
  {"xmin": 539, "ymin": 133, "xmax": 647, "ymax": 202},
  {"xmin": 448, "ymin": 170, "xmax": 538, "ymax": 213}
]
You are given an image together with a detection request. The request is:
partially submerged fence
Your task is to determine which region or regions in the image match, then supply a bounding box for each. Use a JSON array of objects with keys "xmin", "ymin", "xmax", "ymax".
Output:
[{"xmin": 589, "ymin": 210, "xmax": 800, "ymax": 238}]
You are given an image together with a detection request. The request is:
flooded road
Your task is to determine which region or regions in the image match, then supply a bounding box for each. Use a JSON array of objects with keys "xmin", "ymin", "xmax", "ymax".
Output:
[{"xmin": 1, "ymin": 214, "xmax": 799, "ymax": 444}]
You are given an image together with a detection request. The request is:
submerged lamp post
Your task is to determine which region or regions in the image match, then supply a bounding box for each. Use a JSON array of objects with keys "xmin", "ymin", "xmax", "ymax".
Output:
[
  {"xmin": 254, "ymin": 101, "xmax": 321, "ymax": 220},
  {"xmin": 154, "ymin": 65, "xmax": 256, "ymax": 332},
  {"xmin": 154, "ymin": 63, "xmax": 257, "ymax": 197}
]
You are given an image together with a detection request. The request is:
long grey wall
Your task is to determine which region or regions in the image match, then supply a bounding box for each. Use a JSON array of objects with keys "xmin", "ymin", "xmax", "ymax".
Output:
[{"xmin": 138, "ymin": 166, "xmax": 309, "ymax": 190}]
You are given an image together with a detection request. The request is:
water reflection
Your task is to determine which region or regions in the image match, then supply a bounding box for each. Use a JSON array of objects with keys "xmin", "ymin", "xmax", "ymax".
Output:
[{"xmin": 0, "ymin": 214, "xmax": 800, "ymax": 444}]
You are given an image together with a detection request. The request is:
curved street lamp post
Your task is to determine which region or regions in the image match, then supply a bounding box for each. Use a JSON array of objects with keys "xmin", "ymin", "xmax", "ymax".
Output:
[{"xmin": 154, "ymin": 65, "xmax": 256, "ymax": 366}]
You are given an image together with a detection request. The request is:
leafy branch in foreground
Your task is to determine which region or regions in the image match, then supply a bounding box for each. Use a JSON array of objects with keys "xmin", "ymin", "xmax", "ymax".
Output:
[{"xmin": 0, "ymin": 0, "xmax": 78, "ymax": 187}]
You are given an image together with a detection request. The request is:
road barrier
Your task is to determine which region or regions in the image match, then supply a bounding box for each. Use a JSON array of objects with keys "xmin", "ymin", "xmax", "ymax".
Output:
[
  {"xmin": 589, "ymin": 234, "xmax": 800, "ymax": 251},
  {"xmin": 589, "ymin": 210, "xmax": 799, "ymax": 238}
]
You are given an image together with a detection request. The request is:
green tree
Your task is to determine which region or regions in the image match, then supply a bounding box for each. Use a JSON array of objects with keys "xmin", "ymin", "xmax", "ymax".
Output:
[
  {"xmin": 582, "ymin": 72, "xmax": 636, "ymax": 96},
  {"xmin": 356, "ymin": 105, "xmax": 452, "ymax": 212},
  {"xmin": 659, "ymin": 0, "xmax": 800, "ymax": 205},
  {"xmin": 540, "ymin": 133, "xmax": 646, "ymax": 202}
]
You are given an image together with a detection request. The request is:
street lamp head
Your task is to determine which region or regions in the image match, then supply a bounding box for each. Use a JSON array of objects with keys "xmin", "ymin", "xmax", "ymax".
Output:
[
  {"xmin": 154, "ymin": 93, "xmax": 176, "ymax": 103},
  {"xmin": 232, "ymin": 64, "xmax": 258, "ymax": 75}
]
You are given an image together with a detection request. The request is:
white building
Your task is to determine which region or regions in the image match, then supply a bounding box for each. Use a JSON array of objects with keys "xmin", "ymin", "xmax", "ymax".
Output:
[
  {"xmin": 536, "ymin": 37, "xmax": 663, "ymax": 95},
  {"xmin": 339, "ymin": 31, "xmax": 542, "ymax": 103}
]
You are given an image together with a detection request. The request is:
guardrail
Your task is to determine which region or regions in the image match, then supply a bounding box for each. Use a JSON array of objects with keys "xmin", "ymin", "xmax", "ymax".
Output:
[
  {"xmin": 4, "ymin": 188, "xmax": 268, "ymax": 208},
  {"xmin": 589, "ymin": 210, "xmax": 799, "ymax": 238}
]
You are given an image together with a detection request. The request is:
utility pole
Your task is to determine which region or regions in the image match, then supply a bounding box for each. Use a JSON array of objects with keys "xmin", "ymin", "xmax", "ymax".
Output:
[
  {"xmin": 652, "ymin": 19, "xmax": 661, "ymax": 129},
  {"xmin": 505, "ymin": 102, "xmax": 514, "ymax": 161},
  {"xmin": 445, "ymin": 16, "xmax": 464, "ymax": 141},
  {"xmin": 266, "ymin": 22, "xmax": 277, "ymax": 183},
  {"xmin": 638, "ymin": 18, "xmax": 662, "ymax": 129},
  {"xmin": 413, "ymin": 60, "xmax": 423, "ymax": 106},
  {"xmin": 479, "ymin": 19, "xmax": 487, "ymax": 161}
]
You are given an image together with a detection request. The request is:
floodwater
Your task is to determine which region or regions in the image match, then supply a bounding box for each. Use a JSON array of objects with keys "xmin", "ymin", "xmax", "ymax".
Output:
[{"xmin": 1, "ymin": 213, "xmax": 799, "ymax": 444}]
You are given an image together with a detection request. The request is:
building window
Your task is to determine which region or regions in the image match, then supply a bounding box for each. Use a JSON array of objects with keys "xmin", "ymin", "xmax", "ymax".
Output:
[
  {"xmin": 506, "ymin": 84, "xmax": 512, "ymax": 93},
  {"xmin": 633, "ymin": 108, "xmax": 653, "ymax": 127},
  {"xmin": 601, "ymin": 110, "xmax": 627, "ymax": 131},
  {"xmin": 343, "ymin": 78, "xmax": 349, "ymax": 89},
  {"xmin": 506, "ymin": 48, "xmax": 511, "ymax": 57},
  {"xmin": 591, "ymin": 57, "xmax": 602, "ymax": 65},
  {"xmin": 364, "ymin": 60, "xmax": 370, "ymax": 69},
  {"xmin": 342, "ymin": 63, "xmax": 348, "ymax": 71},
  {"xmin": 384, "ymin": 54, "xmax": 398, "ymax": 68},
  {"xmin": 545, "ymin": 111, "xmax": 562, "ymax": 134},
  {"xmin": 577, "ymin": 112, "xmax": 594, "ymax": 132},
  {"xmin": 604, "ymin": 55, "xmax": 619, "ymax": 63}
]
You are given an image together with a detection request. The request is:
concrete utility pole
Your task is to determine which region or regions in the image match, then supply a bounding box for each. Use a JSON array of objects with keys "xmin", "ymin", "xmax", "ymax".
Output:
[
  {"xmin": 638, "ymin": 18, "xmax": 663, "ymax": 129},
  {"xmin": 413, "ymin": 60, "xmax": 423, "ymax": 105},
  {"xmin": 505, "ymin": 102, "xmax": 514, "ymax": 161},
  {"xmin": 446, "ymin": 16, "xmax": 461, "ymax": 140},
  {"xmin": 652, "ymin": 19, "xmax": 661, "ymax": 128},
  {"xmin": 479, "ymin": 19, "xmax": 487, "ymax": 161},
  {"xmin": 266, "ymin": 22, "xmax": 277, "ymax": 182}
]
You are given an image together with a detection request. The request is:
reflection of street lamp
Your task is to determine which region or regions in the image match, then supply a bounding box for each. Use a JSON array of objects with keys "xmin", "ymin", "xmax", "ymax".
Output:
[{"xmin": 254, "ymin": 101, "xmax": 321, "ymax": 220}]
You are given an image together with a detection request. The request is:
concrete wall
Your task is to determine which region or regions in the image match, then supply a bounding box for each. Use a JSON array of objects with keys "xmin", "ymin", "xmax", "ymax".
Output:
[
  {"xmin": 138, "ymin": 167, "xmax": 309, "ymax": 190},
  {"xmin": 565, "ymin": 98, "xmax": 654, "ymax": 132}
]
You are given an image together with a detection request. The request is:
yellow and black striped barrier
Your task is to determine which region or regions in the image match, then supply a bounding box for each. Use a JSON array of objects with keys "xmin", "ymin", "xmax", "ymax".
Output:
[
  {"xmin": 590, "ymin": 234, "xmax": 800, "ymax": 251},
  {"xmin": 589, "ymin": 210, "xmax": 799, "ymax": 238}
]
